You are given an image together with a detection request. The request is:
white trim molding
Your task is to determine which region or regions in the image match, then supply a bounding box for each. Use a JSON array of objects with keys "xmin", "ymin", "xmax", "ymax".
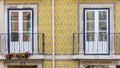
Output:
[{"xmin": 78, "ymin": 3, "xmax": 115, "ymax": 55}]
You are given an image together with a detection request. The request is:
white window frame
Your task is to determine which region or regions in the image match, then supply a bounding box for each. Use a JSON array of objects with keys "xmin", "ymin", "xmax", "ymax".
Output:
[
  {"xmin": 78, "ymin": 3, "xmax": 114, "ymax": 55},
  {"xmin": 8, "ymin": 9, "xmax": 33, "ymax": 53},
  {"xmin": 9, "ymin": 10, "xmax": 33, "ymax": 41},
  {"xmin": 84, "ymin": 8, "xmax": 109, "ymax": 54},
  {"xmin": 85, "ymin": 9, "xmax": 109, "ymax": 41},
  {"xmin": 4, "ymin": 4, "xmax": 38, "ymax": 54}
]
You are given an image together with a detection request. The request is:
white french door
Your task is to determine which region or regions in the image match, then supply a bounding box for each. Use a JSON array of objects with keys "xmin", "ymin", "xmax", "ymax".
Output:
[
  {"xmin": 84, "ymin": 9, "xmax": 109, "ymax": 54},
  {"xmin": 8, "ymin": 9, "xmax": 33, "ymax": 53}
]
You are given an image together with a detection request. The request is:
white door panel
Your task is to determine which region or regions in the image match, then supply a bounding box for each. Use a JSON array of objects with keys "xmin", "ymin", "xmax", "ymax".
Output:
[
  {"xmin": 84, "ymin": 9, "xmax": 109, "ymax": 54},
  {"xmin": 9, "ymin": 9, "xmax": 33, "ymax": 53}
]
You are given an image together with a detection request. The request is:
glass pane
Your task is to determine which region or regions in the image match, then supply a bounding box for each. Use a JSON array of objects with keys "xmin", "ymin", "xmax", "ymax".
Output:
[
  {"xmin": 87, "ymin": 22, "xmax": 94, "ymax": 31},
  {"xmin": 99, "ymin": 22, "xmax": 107, "ymax": 31},
  {"xmin": 23, "ymin": 33, "xmax": 30, "ymax": 41},
  {"xmin": 11, "ymin": 32, "xmax": 19, "ymax": 41},
  {"xmin": 11, "ymin": 12, "xmax": 18, "ymax": 21},
  {"xmin": 11, "ymin": 22, "xmax": 18, "ymax": 31},
  {"xmin": 87, "ymin": 11, "xmax": 94, "ymax": 20},
  {"xmin": 23, "ymin": 12, "xmax": 31, "ymax": 21},
  {"xmin": 99, "ymin": 32, "xmax": 107, "ymax": 41},
  {"xmin": 23, "ymin": 22, "xmax": 31, "ymax": 31},
  {"xmin": 99, "ymin": 11, "xmax": 107, "ymax": 20},
  {"xmin": 86, "ymin": 33, "xmax": 94, "ymax": 41}
]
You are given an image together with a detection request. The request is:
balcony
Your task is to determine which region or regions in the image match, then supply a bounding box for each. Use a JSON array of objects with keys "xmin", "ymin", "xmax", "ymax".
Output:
[
  {"xmin": 0, "ymin": 33, "xmax": 45, "ymax": 59},
  {"xmin": 73, "ymin": 33, "xmax": 120, "ymax": 59},
  {"xmin": 1, "ymin": 33, "xmax": 120, "ymax": 59}
]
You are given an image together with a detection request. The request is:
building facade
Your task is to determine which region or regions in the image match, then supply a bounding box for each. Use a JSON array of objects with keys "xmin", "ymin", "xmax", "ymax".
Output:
[{"xmin": 0, "ymin": 0, "xmax": 119, "ymax": 68}]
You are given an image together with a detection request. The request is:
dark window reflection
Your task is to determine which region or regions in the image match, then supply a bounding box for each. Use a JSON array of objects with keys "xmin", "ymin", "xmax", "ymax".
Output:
[
  {"xmin": 87, "ymin": 33, "xmax": 94, "ymax": 41},
  {"xmin": 23, "ymin": 33, "xmax": 30, "ymax": 41},
  {"xmin": 11, "ymin": 12, "xmax": 18, "ymax": 21},
  {"xmin": 23, "ymin": 12, "xmax": 31, "ymax": 21},
  {"xmin": 99, "ymin": 11, "xmax": 107, "ymax": 20},
  {"xmin": 11, "ymin": 22, "xmax": 18, "ymax": 31},
  {"xmin": 11, "ymin": 33, "xmax": 18, "ymax": 41},
  {"xmin": 87, "ymin": 11, "xmax": 94, "ymax": 20},
  {"xmin": 99, "ymin": 32, "xmax": 107, "ymax": 41},
  {"xmin": 23, "ymin": 22, "xmax": 30, "ymax": 31},
  {"xmin": 99, "ymin": 22, "xmax": 107, "ymax": 31}
]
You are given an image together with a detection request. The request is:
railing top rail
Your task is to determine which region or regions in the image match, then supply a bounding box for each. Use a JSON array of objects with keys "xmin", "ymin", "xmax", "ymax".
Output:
[
  {"xmin": 73, "ymin": 33, "xmax": 120, "ymax": 34},
  {"xmin": 0, "ymin": 33, "xmax": 45, "ymax": 35}
]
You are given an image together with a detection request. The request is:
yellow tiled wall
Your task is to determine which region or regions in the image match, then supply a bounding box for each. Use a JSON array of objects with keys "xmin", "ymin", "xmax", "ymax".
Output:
[
  {"xmin": 44, "ymin": 60, "xmax": 52, "ymax": 68},
  {"xmin": 115, "ymin": 2, "xmax": 120, "ymax": 54},
  {"xmin": 55, "ymin": 60, "xmax": 78, "ymax": 68},
  {"xmin": 54, "ymin": 0, "xmax": 78, "ymax": 54},
  {"xmin": 44, "ymin": 60, "xmax": 78, "ymax": 68}
]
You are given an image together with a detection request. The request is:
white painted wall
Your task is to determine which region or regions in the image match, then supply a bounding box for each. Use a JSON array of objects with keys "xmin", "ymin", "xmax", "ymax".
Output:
[{"xmin": 0, "ymin": 0, "xmax": 4, "ymax": 33}]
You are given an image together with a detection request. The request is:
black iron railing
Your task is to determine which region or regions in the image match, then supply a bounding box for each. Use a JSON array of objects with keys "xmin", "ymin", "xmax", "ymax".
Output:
[
  {"xmin": 1, "ymin": 33, "xmax": 120, "ymax": 55},
  {"xmin": 73, "ymin": 33, "xmax": 120, "ymax": 55},
  {"xmin": 0, "ymin": 33, "xmax": 45, "ymax": 55}
]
